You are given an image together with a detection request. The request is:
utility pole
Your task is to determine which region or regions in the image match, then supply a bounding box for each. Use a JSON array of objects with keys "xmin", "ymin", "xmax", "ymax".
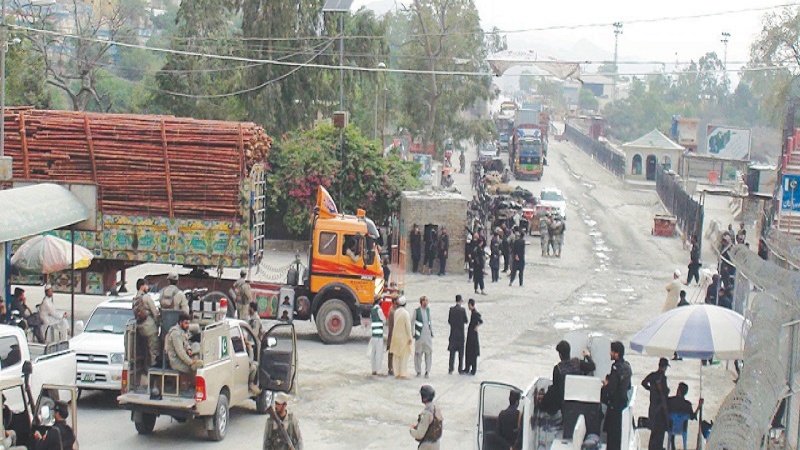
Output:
[
  {"xmin": 612, "ymin": 22, "xmax": 623, "ymax": 102},
  {"xmin": 1, "ymin": 0, "xmax": 6, "ymax": 158},
  {"xmin": 721, "ymin": 31, "xmax": 731, "ymax": 87}
]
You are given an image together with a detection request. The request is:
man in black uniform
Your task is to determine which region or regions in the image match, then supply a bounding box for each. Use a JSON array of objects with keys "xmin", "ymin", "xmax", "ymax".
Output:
[
  {"xmin": 509, "ymin": 231, "xmax": 525, "ymax": 287},
  {"xmin": 33, "ymin": 400, "xmax": 75, "ymax": 450},
  {"xmin": 410, "ymin": 224, "xmax": 422, "ymax": 273},
  {"xmin": 540, "ymin": 340, "xmax": 596, "ymax": 415},
  {"xmin": 496, "ymin": 389, "xmax": 522, "ymax": 449},
  {"xmin": 437, "ymin": 227, "xmax": 449, "ymax": 276},
  {"xmin": 642, "ymin": 358, "xmax": 670, "ymax": 450},
  {"xmin": 601, "ymin": 341, "xmax": 632, "ymax": 450}
]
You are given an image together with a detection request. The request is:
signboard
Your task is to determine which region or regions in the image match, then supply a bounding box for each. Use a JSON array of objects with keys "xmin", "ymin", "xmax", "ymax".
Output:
[
  {"xmin": 781, "ymin": 174, "xmax": 800, "ymax": 212},
  {"xmin": 705, "ymin": 125, "xmax": 751, "ymax": 160}
]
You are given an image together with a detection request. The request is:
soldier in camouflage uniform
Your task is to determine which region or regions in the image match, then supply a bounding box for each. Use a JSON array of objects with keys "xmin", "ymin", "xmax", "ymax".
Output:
[
  {"xmin": 165, "ymin": 312, "xmax": 203, "ymax": 374},
  {"xmin": 159, "ymin": 272, "xmax": 189, "ymax": 314},
  {"xmin": 263, "ymin": 393, "xmax": 302, "ymax": 450},
  {"xmin": 233, "ymin": 269, "xmax": 253, "ymax": 319},
  {"xmin": 134, "ymin": 279, "xmax": 160, "ymax": 367},
  {"xmin": 539, "ymin": 212, "xmax": 550, "ymax": 256}
]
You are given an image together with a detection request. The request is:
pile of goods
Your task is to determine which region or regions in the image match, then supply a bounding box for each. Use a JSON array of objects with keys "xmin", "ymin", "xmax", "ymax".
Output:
[{"xmin": 3, "ymin": 109, "xmax": 272, "ymax": 219}]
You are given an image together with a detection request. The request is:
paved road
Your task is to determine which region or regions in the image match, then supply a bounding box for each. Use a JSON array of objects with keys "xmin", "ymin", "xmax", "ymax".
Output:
[{"xmin": 70, "ymin": 136, "xmax": 737, "ymax": 449}]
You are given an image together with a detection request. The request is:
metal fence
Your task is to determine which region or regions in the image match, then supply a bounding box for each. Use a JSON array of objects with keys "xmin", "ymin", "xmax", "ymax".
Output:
[
  {"xmin": 563, "ymin": 123, "xmax": 626, "ymax": 177},
  {"xmin": 656, "ymin": 164, "xmax": 705, "ymax": 240}
]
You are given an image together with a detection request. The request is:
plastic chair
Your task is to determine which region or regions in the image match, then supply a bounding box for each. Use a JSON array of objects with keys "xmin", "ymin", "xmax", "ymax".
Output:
[{"xmin": 668, "ymin": 412, "xmax": 689, "ymax": 450}]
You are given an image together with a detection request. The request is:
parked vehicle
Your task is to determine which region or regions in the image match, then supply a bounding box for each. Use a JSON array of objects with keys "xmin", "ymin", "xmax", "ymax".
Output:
[
  {"xmin": 0, "ymin": 324, "xmax": 76, "ymax": 402},
  {"xmin": 476, "ymin": 333, "xmax": 638, "ymax": 450},
  {"xmin": 70, "ymin": 294, "xmax": 159, "ymax": 393},
  {"xmin": 118, "ymin": 301, "xmax": 297, "ymax": 442},
  {"xmin": 540, "ymin": 188, "xmax": 567, "ymax": 219}
]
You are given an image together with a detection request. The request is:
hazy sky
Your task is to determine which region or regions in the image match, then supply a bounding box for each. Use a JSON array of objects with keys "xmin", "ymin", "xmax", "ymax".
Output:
[{"xmin": 352, "ymin": 0, "xmax": 790, "ymax": 77}]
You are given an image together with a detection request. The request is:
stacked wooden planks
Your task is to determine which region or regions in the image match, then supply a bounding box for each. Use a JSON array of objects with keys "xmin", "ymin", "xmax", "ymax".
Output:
[{"xmin": 3, "ymin": 109, "xmax": 272, "ymax": 219}]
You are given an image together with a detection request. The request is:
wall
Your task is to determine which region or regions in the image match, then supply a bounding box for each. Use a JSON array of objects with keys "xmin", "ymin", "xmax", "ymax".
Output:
[{"xmin": 400, "ymin": 190, "xmax": 468, "ymax": 274}]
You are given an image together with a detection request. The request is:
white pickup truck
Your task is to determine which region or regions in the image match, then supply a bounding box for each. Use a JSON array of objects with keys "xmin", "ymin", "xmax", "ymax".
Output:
[
  {"xmin": 118, "ymin": 299, "xmax": 297, "ymax": 441},
  {"xmin": 0, "ymin": 324, "xmax": 76, "ymax": 402}
]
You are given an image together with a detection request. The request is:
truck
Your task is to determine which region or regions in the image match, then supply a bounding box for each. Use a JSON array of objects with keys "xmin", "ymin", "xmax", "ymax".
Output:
[
  {"xmin": 118, "ymin": 303, "xmax": 297, "ymax": 441},
  {"xmin": 144, "ymin": 194, "xmax": 386, "ymax": 344},
  {"xmin": 4, "ymin": 109, "xmax": 273, "ymax": 295},
  {"xmin": 0, "ymin": 324, "xmax": 76, "ymax": 402},
  {"xmin": 510, "ymin": 133, "xmax": 544, "ymax": 181}
]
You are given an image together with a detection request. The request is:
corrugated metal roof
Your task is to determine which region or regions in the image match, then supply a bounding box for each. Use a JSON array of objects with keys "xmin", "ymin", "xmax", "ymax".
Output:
[
  {"xmin": 322, "ymin": 0, "xmax": 353, "ymax": 12},
  {"xmin": 0, "ymin": 183, "xmax": 89, "ymax": 243}
]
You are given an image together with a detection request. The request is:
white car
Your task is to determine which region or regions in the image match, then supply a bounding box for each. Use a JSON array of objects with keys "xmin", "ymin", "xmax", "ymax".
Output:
[
  {"xmin": 70, "ymin": 294, "xmax": 158, "ymax": 392},
  {"xmin": 540, "ymin": 188, "xmax": 567, "ymax": 219}
]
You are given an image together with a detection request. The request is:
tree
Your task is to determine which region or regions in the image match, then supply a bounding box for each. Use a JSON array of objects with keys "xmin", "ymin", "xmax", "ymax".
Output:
[
  {"xmin": 4, "ymin": 35, "xmax": 51, "ymax": 108},
  {"xmin": 392, "ymin": 0, "xmax": 494, "ymax": 153},
  {"xmin": 578, "ymin": 88, "xmax": 599, "ymax": 111},
  {"xmin": 265, "ymin": 123, "xmax": 420, "ymax": 236},
  {"xmin": 519, "ymin": 70, "xmax": 536, "ymax": 93},
  {"xmin": 18, "ymin": 0, "xmax": 143, "ymax": 111}
]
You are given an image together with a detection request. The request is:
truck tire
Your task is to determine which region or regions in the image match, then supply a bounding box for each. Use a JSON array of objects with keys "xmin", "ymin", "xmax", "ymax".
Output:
[
  {"xmin": 315, "ymin": 299, "xmax": 353, "ymax": 344},
  {"xmin": 208, "ymin": 393, "xmax": 229, "ymax": 441},
  {"xmin": 255, "ymin": 390, "xmax": 273, "ymax": 414},
  {"xmin": 135, "ymin": 413, "xmax": 157, "ymax": 435}
]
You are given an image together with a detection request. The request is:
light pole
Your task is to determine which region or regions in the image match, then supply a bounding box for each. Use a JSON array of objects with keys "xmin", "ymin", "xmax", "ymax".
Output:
[
  {"xmin": 721, "ymin": 31, "xmax": 731, "ymax": 86},
  {"xmin": 612, "ymin": 22, "xmax": 623, "ymax": 102},
  {"xmin": 374, "ymin": 61, "xmax": 385, "ymax": 140}
]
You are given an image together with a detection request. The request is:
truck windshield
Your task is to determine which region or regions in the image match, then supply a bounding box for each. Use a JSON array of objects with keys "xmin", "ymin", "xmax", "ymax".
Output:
[
  {"xmin": 520, "ymin": 140, "xmax": 541, "ymax": 154},
  {"xmin": 85, "ymin": 308, "xmax": 132, "ymax": 334},
  {"xmin": 520, "ymin": 156, "xmax": 540, "ymax": 165}
]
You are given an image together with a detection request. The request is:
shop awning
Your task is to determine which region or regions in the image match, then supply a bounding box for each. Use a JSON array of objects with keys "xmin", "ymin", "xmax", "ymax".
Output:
[{"xmin": 0, "ymin": 183, "xmax": 89, "ymax": 243}]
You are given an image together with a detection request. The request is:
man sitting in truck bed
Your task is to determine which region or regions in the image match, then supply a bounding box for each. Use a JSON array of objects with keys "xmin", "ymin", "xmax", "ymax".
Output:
[{"xmin": 165, "ymin": 313, "xmax": 203, "ymax": 375}]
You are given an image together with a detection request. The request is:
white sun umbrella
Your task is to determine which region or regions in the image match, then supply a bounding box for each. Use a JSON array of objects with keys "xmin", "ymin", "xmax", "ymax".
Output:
[
  {"xmin": 630, "ymin": 304, "xmax": 748, "ymax": 450},
  {"xmin": 11, "ymin": 234, "xmax": 94, "ymax": 274}
]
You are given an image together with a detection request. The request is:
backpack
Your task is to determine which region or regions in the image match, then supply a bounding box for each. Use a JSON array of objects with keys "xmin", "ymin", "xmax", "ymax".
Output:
[
  {"xmin": 132, "ymin": 294, "xmax": 149, "ymax": 323},
  {"xmin": 422, "ymin": 405, "xmax": 443, "ymax": 442}
]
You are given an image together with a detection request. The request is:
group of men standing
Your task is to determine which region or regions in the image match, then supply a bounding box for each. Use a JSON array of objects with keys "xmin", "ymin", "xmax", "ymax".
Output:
[
  {"xmin": 409, "ymin": 224, "xmax": 450, "ymax": 276},
  {"xmin": 537, "ymin": 212, "xmax": 566, "ymax": 257},
  {"xmin": 368, "ymin": 294, "xmax": 483, "ymax": 378}
]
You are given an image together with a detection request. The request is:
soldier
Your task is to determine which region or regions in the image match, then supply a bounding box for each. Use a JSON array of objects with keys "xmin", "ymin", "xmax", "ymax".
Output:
[
  {"xmin": 159, "ymin": 272, "xmax": 189, "ymax": 314},
  {"xmin": 551, "ymin": 215, "xmax": 565, "ymax": 257},
  {"xmin": 133, "ymin": 279, "xmax": 160, "ymax": 367},
  {"xmin": 165, "ymin": 312, "xmax": 203, "ymax": 374},
  {"xmin": 233, "ymin": 269, "xmax": 253, "ymax": 319},
  {"xmin": 263, "ymin": 393, "xmax": 303, "ymax": 450},
  {"xmin": 539, "ymin": 212, "xmax": 550, "ymax": 256},
  {"xmin": 410, "ymin": 385, "xmax": 443, "ymax": 449},
  {"xmin": 248, "ymin": 302, "xmax": 263, "ymax": 339}
]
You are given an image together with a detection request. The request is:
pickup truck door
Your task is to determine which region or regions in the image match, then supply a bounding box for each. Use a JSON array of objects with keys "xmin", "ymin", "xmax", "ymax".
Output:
[
  {"xmin": 476, "ymin": 381, "xmax": 521, "ymax": 450},
  {"xmin": 259, "ymin": 323, "xmax": 296, "ymax": 393},
  {"xmin": 229, "ymin": 326, "xmax": 250, "ymax": 405}
]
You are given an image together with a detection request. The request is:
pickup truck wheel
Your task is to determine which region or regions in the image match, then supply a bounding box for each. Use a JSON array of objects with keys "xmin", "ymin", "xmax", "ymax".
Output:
[
  {"xmin": 255, "ymin": 390, "xmax": 273, "ymax": 414},
  {"xmin": 135, "ymin": 413, "xmax": 157, "ymax": 435},
  {"xmin": 316, "ymin": 299, "xmax": 352, "ymax": 344},
  {"xmin": 208, "ymin": 393, "xmax": 229, "ymax": 441}
]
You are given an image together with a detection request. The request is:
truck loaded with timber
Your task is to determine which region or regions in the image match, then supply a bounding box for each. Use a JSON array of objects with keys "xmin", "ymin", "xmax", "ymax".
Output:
[{"xmin": 4, "ymin": 110, "xmax": 384, "ymax": 344}]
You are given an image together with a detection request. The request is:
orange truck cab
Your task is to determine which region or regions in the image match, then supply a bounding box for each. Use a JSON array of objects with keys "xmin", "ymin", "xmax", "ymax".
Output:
[{"xmin": 251, "ymin": 208, "xmax": 385, "ymax": 344}]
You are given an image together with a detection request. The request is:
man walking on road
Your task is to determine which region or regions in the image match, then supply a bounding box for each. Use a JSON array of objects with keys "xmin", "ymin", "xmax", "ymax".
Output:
[
  {"xmin": 447, "ymin": 295, "xmax": 467, "ymax": 374},
  {"xmin": 233, "ymin": 269, "xmax": 253, "ymax": 318},
  {"xmin": 501, "ymin": 225, "xmax": 511, "ymax": 272},
  {"xmin": 472, "ymin": 240, "xmax": 486, "ymax": 295},
  {"xmin": 539, "ymin": 212, "xmax": 550, "ymax": 256},
  {"xmin": 390, "ymin": 296, "xmax": 413, "ymax": 379},
  {"xmin": 642, "ymin": 358, "xmax": 670, "ymax": 450},
  {"xmin": 687, "ymin": 236, "xmax": 701, "ymax": 285},
  {"xmin": 602, "ymin": 341, "xmax": 632, "ymax": 450},
  {"xmin": 489, "ymin": 231, "xmax": 501, "ymax": 283},
  {"xmin": 414, "ymin": 296, "xmax": 433, "ymax": 378},
  {"xmin": 509, "ymin": 232, "xmax": 525, "ymax": 287},
  {"xmin": 464, "ymin": 298, "xmax": 483, "ymax": 375},
  {"xmin": 663, "ymin": 269, "xmax": 683, "ymax": 312},
  {"xmin": 369, "ymin": 297, "xmax": 386, "ymax": 376}
]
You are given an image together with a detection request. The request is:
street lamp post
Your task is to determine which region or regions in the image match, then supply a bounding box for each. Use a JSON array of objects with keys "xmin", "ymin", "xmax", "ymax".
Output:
[
  {"xmin": 721, "ymin": 31, "xmax": 731, "ymax": 86},
  {"xmin": 612, "ymin": 22, "xmax": 623, "ymax": 102},
  {"xmin": 374, "ymin": 62, "xmax": 385, "ymax": 140}
]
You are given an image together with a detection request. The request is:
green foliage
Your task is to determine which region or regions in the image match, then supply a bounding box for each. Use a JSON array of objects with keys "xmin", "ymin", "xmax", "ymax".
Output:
[
  {"xmin": 265, "ymin": 123, "xmax": 421, "ymax": 237},
  {"xmin": 5, "ymin": 39, "xmax": 51, "ymax": 108},
  {"xmin": 391, "ymin": 0, "xmax": 495, "ymax": 152},
  {"xmin": 578, "ymin": 88, "xmax": 599, "ymax": 111}
]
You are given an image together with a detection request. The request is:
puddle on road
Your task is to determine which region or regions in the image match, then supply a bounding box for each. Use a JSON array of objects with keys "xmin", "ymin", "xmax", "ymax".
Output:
[{"xmin": 579, "ymin": 295, "xmax": 608, "ymax": 304}]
